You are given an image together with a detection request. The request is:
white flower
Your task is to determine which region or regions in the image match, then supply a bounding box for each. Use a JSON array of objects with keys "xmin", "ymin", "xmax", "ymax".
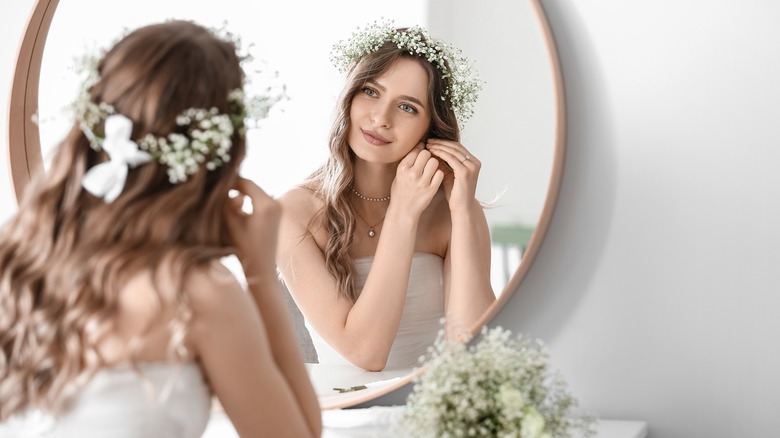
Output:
[
  {"xmin": 499, "ymin": 384, "xmax": 526, "ymax": 413},
  {"xmin": 521, "ymin": 407, "xmax": 546, "ymax": 438},
  {"xmin": 71, "ymin": 27, "xmax": 287, "ymax": 185},
  {"xmin": 398, "ymin": 326, "xmax": 595, "ymax": 438},
  {"xmin": 330, "ymin": 18, "xmax": 483, "ymax": 126}
]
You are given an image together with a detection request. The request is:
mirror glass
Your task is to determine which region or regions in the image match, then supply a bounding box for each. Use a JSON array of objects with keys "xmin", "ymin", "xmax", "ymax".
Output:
[{"xmin": 21, "ymin": 0, "xmax": 561, "ymax": 408}]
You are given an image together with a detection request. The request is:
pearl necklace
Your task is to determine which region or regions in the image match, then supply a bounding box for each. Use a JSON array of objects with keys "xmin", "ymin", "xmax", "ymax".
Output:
[
  {"xmin": 354, "ymin": 209, "xmax": 385, "ymax": 238},
  {"xmin": 350, "ymin": 185, "xmax": 390, "ymax": 202}
]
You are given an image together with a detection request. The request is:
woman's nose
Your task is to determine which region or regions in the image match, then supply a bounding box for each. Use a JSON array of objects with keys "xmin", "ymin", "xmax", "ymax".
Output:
[{"xmin": 370, "ymin": 104, "xmax": 391, "ymax": 128}]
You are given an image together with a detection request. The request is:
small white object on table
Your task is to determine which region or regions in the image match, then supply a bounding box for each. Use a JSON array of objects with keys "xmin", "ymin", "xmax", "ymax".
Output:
[{"xmin": 305, "ymin": 363, "xmax": 418, "ymax": 410}]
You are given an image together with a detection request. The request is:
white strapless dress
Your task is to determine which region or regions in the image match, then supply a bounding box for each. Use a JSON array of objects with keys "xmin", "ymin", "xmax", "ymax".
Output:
[
  {"xmin": 0, "ymin": 362, "xmax": 212, "ymax": 438},
  {"xmin": 307, "ymin": 252, "xmax": 446, "ymax": 369}
]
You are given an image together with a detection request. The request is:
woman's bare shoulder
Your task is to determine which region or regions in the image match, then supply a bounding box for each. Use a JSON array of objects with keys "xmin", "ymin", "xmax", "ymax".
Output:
[
  {"xmin": 276, "ymin": 184, "xmax": 330, "ymax": 253},
  {"xmin": 278, "ymin": 184, "xmax": 316, "ymax": 199},
  {"xmin": 146, "ymin": 257, "xmax": 245, "ymax": 314},
  {"xmin": 102, "ymin": 258, "xmax": 242, "ymax": 362},
  {"xmin": 184, "ymin": 261, "xmax": 241, "ymax": 298},
  {"xmin": 181, "ymin": 260, "xmax": 258, "ymax": 332},
  {"xmin": 116, "ymin": 259, "xmax": 238, "ymax": 311},
  {"xmin": 278, "ymin": 185, "xmax": 321, "ymax": 211},
  {"xmin": 277, "ymin": 184, "xmax": 324, "ymax": 232}
]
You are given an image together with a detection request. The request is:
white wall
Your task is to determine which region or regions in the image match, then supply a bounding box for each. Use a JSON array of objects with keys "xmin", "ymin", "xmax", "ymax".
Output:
[
  {"xmin": 490, "ymin": 1, "xmax": 780, "ymax": 437},
  {"xmin": 368, "ymin": 2, "xmax": 780, "ymax": 436},
  {"xmin": 5, "ymin": 1, "xmax": 780, "ymax": 437},
  {"xmin": 427, "ymin": 0, "xmax": 557, "ymax": 228}
]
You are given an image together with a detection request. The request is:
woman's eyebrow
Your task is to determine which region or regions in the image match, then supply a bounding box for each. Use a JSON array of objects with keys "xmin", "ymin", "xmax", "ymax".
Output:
[{"xmin": 366, "ymin": 79, "xmax": 426, "ymax": 108}]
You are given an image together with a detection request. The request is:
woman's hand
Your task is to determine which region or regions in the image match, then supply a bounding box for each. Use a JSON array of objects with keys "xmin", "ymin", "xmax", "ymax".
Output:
[
  {"xmin": 425, "ymin": 138, "xmax": 481, "ymax": 213},
  {"xmin": 390, "ymin": 142, "xmax": 445, "ymax": 217},
  {"xmin": 224, "ymin": 177, "xmax": 281, "ymax": 267}
]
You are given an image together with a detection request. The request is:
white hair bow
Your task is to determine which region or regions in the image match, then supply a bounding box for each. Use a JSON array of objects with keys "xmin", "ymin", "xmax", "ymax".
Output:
[{"xmin": 81, "ymin": 114, "xmax": 152, "ymax": 203}]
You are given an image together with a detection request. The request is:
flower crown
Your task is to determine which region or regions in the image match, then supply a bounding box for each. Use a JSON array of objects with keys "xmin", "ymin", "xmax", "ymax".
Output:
[
  {"xmin": 75, "ymin": 90, "xmax": 252, "ymax": 185},
  {"xmin": 69, "ymin": 24, "xmax": 286, "ymax": 203},
  {"xmin": 330, "ymin": 19, "xmax": 483, "ymax": 125}
]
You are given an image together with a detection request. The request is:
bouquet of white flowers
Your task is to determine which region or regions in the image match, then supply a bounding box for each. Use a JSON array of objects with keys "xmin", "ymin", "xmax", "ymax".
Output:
[{"xmin": 399, "ymin": 326, "xmax": 595, "ymax": 438}]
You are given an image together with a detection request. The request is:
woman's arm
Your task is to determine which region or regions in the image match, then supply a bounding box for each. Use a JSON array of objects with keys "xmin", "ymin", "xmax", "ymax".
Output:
[
  {"xmin": 425, "ymin": 139, "xmax": 496, "ymax": 341},
  {"xmin": 442, "ymin": 199, "xmax": 495, "ymax": 340},
  {"xmin": 187, "ymin": 263, "xmax": 321, "ymax": 438},
  {"xmin": 277, "ymin": 148, "xmax": 444, "ymax": 371},
  {"xmin": 200, "ymin": 177, "xmax": 321, "ymax": 437}
]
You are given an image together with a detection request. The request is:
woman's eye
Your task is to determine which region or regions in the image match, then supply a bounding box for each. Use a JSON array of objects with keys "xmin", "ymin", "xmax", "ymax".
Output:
[
  {"xmin": 399, "ymin": 103, "xmax": 417, "ymax": 114},
  {"xmin": 362, "ymin": 87, "xmax": 378, "ymax": 97}
]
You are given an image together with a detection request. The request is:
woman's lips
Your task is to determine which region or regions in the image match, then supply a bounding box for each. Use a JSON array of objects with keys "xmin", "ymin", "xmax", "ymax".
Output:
[{"xmin": 361, "ymin": 129, "xmax": 390, "ymax": 146}]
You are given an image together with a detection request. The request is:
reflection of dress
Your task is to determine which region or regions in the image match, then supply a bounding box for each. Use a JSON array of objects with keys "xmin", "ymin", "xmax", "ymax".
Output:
[
  {"xmin": 0, "ymin": 362, "xmax": 211, "ymax": 437},
  {"xmin": 307, "ymin": 252, "xmax": 445, "ymax": 369}
]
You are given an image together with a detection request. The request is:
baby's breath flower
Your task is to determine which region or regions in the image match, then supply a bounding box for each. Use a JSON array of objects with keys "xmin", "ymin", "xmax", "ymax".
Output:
[
  {"xmin": 330, "ymin": 18, "xmax": 483, "ymax": 126},
  {"xmin": 70, "ymin": 28, "xmax": 286, "ymax": 184},
  {"xmin": 398, "ymin": 326, "xmax": 596, "ymax": 438}
]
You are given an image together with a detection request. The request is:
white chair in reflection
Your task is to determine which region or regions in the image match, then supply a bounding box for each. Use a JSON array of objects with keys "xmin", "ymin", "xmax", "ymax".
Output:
[{"xmin": 490, "ymin": 223, "xmax": 535, "ymax": 295}]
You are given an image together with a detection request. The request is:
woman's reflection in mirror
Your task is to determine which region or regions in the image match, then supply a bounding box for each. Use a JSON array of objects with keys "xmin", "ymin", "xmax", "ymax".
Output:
[
  {"xmin": 276, "ymin": 20, "xmax": 496, "ymax": 372},
  {"xmin": 0, "ymin": 20, "xmax": 321, "ymax": 437}
]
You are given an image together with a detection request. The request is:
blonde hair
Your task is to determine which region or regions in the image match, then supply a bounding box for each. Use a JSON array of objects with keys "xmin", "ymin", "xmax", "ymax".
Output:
[
  {"xmin": 307, "ymin": 35, "xmax": 461, "ymax": 303},
  {"xmin": 0, "ymin": 20, "xmax": 246, "ymax": 420}
]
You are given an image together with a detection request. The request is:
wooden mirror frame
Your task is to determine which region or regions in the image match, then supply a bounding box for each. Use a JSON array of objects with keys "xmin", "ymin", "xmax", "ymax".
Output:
[{"xmin": 6, "ymin": 0, "xmax": 566, "ymax": 409}]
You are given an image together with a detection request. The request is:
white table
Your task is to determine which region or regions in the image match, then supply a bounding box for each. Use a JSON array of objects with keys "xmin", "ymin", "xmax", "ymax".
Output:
[
  {"xmin": 205, "ymin": 364, "xmax": 648, "ymax": 437},
  {"xmin": 305, "ymin": 363, "xmax": 417, "ymax": 410},
  {"xmin": 205, "ymin": 407, "xmax": 647, "ymax": 437}
]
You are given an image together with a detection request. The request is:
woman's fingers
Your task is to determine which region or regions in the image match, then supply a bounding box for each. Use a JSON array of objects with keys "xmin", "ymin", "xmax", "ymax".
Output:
[
  {"xmin": 431, "ymin": 168, "xmax": 445, "ymax": 188},
  {"xmin": 392, "ymin": 147, "xmax": 444, "ymax": 216},
  {"xmin": 398, "ymin": 146, "xmax": 421, "ymax": 170},
  {"xmin": 225, "ymin": 178, "xmax": 280, "ymax": 239},
  {"xmin": 423, "ymin": 139, "xmax": 481, "ymax": 211},
  {"xmin": 398, "ymin": 147, "xmax": 443, "ymax": 187},
  {"xmin": 426, "ymin": 139, "xmax": 480, "ymax": 172},
  {"xmin": 230, "ymin": 177, "xmax": 280, "ymax": 218},
  {"xmin": 224, "ymin": 179, "xmax": 281, "ymax": 268},
  {"xmin": 422, "ymin": 153, "xmax": 442, "ymax": 183}
]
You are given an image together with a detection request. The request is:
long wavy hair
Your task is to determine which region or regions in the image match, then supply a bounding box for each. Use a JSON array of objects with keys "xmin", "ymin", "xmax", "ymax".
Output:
[
  {"xmin": 0, "ymin": 20, "xmax": 246, "ymax": 420},
  {"xmin": 306, "ymin": 31, "xmax": 461, "ymax": 304}
]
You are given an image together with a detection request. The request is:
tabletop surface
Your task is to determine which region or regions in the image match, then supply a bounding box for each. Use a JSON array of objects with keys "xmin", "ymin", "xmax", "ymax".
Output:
[{"xmin": 205, "ymin": 405, "xmax": 648, "ymax": 438}]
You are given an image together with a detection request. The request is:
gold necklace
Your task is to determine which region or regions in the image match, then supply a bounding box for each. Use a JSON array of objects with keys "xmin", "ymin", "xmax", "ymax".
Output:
[
  {"xmin": 350, "ymin": 185, "xmax": 390, "ymax": 202},
  {"xmin": 354, "ymin": 208, "xmax": 386, "ymax": 238}
]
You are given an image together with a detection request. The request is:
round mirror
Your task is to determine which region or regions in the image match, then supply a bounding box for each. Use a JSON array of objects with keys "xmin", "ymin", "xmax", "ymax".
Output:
[{"xmin": 8, "ymin": 0, "xmax": 565, "ymax": 409}]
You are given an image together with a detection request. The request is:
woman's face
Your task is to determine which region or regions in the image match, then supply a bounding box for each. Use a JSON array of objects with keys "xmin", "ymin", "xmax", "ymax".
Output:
[{"xmin": 348, "ymin": 57, "xmax": 431, "ymax": 164}]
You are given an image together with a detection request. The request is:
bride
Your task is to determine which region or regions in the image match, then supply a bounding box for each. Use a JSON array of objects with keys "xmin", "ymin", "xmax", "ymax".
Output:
[{"xmin": 276, "ymin": 20, "xmax": 495, "ymax": 371}]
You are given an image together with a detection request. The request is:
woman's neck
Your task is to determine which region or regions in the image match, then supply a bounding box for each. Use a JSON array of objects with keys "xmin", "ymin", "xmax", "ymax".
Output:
[{"xmin": 352, "ymin": 160, "xmax": 396, "ymax": 197}]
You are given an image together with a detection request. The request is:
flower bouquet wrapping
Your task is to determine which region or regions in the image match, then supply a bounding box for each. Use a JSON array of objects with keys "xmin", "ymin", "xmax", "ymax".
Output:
[{"xmin": 399, "ymin": 326, "xmax": 596, "ymax": 438}]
